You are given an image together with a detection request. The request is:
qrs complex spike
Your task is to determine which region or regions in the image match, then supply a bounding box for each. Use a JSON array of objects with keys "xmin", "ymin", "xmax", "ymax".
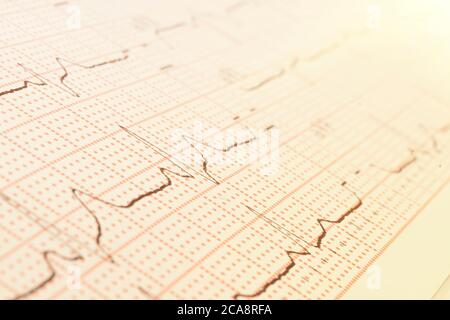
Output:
[
  {"xmin": 10, "ymin": 123, "xmax": 274, "ymax": 299},
  {"xmin": 233, "ymin": 123, "xmax": 450, "ymax": 300},
  {"xmin": 13, "ymin": 251, "xmax": 83, "ymax": 300},
  {"xmin": 73, "ymin": 125, "xmax": 272, "ymax": 252},
  {"xmin": 0, "ymin": 49, "xmax": 130, "ymax": 99},
  {"xmin": 234, "ymin": 186, "xmax": 362, "ymax": 299}
]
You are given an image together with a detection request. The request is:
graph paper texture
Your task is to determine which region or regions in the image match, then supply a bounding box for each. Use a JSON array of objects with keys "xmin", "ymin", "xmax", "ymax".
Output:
[{"xmin": 0, "ymin": 0, "xmax": 449, "ymax": 299}]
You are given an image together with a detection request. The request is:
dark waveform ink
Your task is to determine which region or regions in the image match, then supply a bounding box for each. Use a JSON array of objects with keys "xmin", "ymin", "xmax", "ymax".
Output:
[
  {"xmin": 370, "ymin": 152, "xmax": 416, "ymax": 174},
  {"xmin": 0, "ymin": 65, "xmax": 47, "ymax": 98},
  {"xmin": 239, "ymin": 30, "xmax": 366, "ymax": 92},
  {"xmin": 0, "ymin": 190, "xmax": 115, "ymax": 303},
  {"xmin": 387, "ymin": 151, "xmax": 417, "ymax": 174},
  {"xmin": 234, "ymin": 186, "xmax": 362, "ymax": 299},
  {"xmin": 181, "ymin": 130, "xmax": 258, "ymax": 184},
  {"xmin": 7, "ymin": 123, "xmax": 267, "ymax": 300},
  {"xmin": 0, "ymin": 191, "xmax": 98, "ymax": 258},
  {"xmin": 244, "ymin": 68, "xmax": 285, "ymax": 92},
  {"xmin": 138, "ymin": 286, "xmax": 155, "ymax": 299},
  {"xmin": 0, "ymin": 21, "xmax": 364, "ymax": 101},
  {"xmin": 371, "ymin": 123, "xmax": 450, "ymax": 174},
  {"xmin": 160, "ymin": 64, "xmax": 173, "ymax": 71},
  {"xmin": 72, "ymin": 124, "xmax": 272, "ymax": 257},
  {"xmin": 1, "ymin": 3, "xmax": 266, "ymax": 99},
  {"xmin": 0, "ymin": 50, "xmax": 130, "ymax": 99},
  {"xmin": 244, "ymin": 205, "xmax": 309, "ymax": 249},
  {"xmin": 13, "ymin": 250, "xmax": 83, "ymax": 300},
  {"xmin": 56, "ymin": 50, "xmax": 130, "ymax": 97},
  {"xmin": 232, "ymin": 205, "xmax": 312, "ymax": 299},
  {"xmin": 234, "ymin": 120, "xmax": 450, "ymax": 299},
  {"xmin": 315, "ymin": 193, "xmax": 362, "ymax": 249},
  {"xmin": 242, "ymin": 57, "xmax": 300, "ymax": 92},
  {"xmin": 233, "ymin": 250, "xmax": 308, "ymax": 299}
]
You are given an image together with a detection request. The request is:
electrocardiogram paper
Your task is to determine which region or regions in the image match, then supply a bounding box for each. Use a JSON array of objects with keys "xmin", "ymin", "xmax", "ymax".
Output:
[{"xmin": 0, "ymin": 0, "xmax": 450, "ymax": 300}]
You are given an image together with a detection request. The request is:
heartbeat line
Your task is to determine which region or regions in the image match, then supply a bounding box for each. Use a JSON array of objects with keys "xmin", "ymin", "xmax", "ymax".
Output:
[
  {"xmin": 0, "ymin": 17, "xmax": 198, "ymax": 99},
  {"xmin": 0, "ymin": 72, "xmax": 46, "ymax": 98},
  {"xmin": 0, "ymin": 4, "xmax": 251, "ymax": 100},
  {"xmin": 383, "ymin": 149, "xmax": 418, "ymax": 174},
  {"xmin": 371, "ymin": 122, "xmax": 450, "ymax": 174},
  {"xmin": 244, "ymin": 69, "xmax": 286, "ymax": 91},
  {"xmin": 56, "ymin": 50, "xmax": 130, "ymax": 97},
  {"xmin": 8, "ymin": 120, "xmax": 450, "ymax": 299},
  {"xmin": 233, "ymin": 122, "xmax": 450, "ymax": 299},
  {"xmin": 0, "ymin": 49, "xmax": 130, "ymax": 99},
  {"xmin": 242, "ymin": 58, "xmax": 298, "ymax": 92},
  {"xmin": 10, "ymin": 120, "xmax": 448, "ymax": 300},
  {"xmin": 73, "ymin": 124, "xmax": 271, "ymax": 253},
  {"xmin": 9, "ymin": 123, "xmax": 273, "ymax": 299},
  {"xmin": 0, "ymin": 23, "xmax": 364, "ymax": 101},
  {"xmin": 13, "ymin": 250, "xmax": 83, "ymax": 300},
  {"xmin": 234, "ymin": 185, "xmax": 362, "ymax": 299}
]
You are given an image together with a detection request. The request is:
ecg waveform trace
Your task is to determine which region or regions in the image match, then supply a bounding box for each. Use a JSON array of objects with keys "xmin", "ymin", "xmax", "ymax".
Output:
[{"xmin": 0, "ymin": 0, "xmax": 450, "ymax": 300}]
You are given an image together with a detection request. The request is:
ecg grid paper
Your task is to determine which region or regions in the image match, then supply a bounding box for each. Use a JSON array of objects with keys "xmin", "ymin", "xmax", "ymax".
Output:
[{"xmin": 0, "ymin": 0, "xmax": 449, "ymax": 300}]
